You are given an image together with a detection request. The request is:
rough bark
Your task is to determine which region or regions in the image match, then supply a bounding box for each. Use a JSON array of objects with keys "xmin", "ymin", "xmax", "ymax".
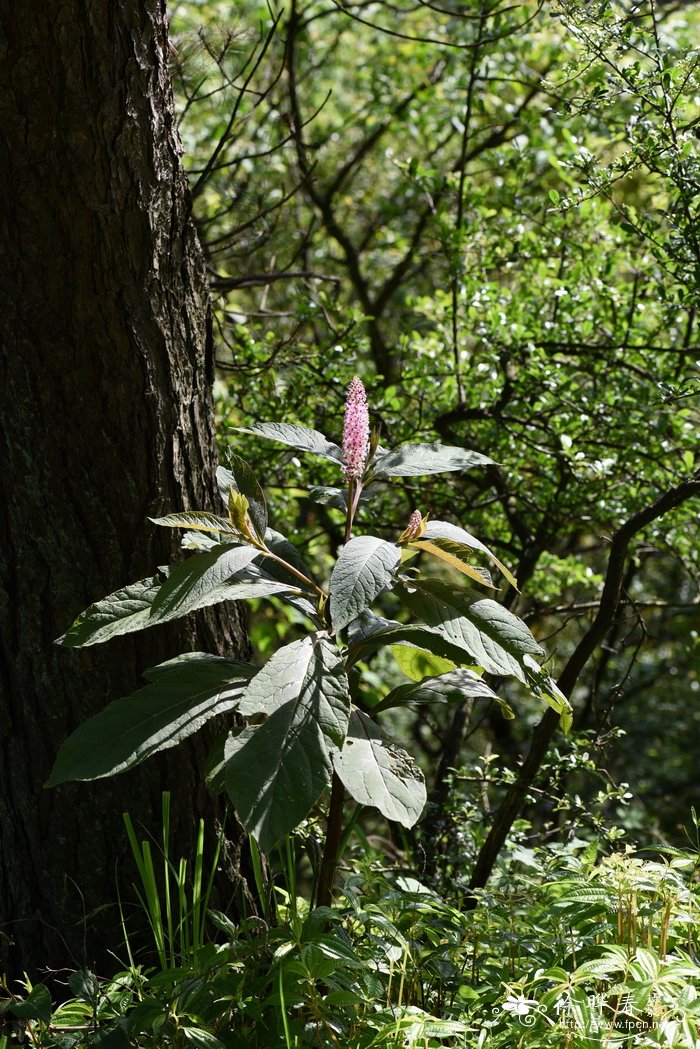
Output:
[{"xmin": 0, "ymin": 1, "xmax": 248, "ymax": 981}]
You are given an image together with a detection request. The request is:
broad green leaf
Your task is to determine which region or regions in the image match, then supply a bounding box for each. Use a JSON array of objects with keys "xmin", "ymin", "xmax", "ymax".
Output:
[
  {"xmin": 46, "ymin": 653, "xmax": 255, "ymax": 785},
  {"xmin": 375, "ymin": 668, "xmax": 499, "ymax": 713},
  {"xmin": 329, "ymin": 536, "xmax": 401, "ymax": 631},
  {"xmin": 372, "ymin": 442, "xmax": 494, "ymax": 478},
  {"xmin": 424, "ymin": 521, "xmax": 519, "ymax": 590},
  {"xmin": 226, "ymin": 452, "xmax": 268, "ymax": 540},
  {"xmin": 346, "ymin": 613, "xmax": 477, "ymax": 667},
  {"xmin": 224, "ymin": 720, "xmax": 329, "ymax": 855},
  {"xmin": 410, "ymin": 539, "xmax": 498, "ymax": 589},
  {"xmin": 150, "ymin": 544, "xmax": 260, "ymax": 622},
  {"xmin": 333, "ymin": 709, "xmax": 426, "ymax": 827},
  {"xmin": 398, "ymin": 579, "xmax": 543, "ymax": 681},
  {"xmin": 149, "ymin": 511, "xmax": 241, "ymax": 538},
  {"xmin": 181, "ymin": 1028, "xmax": 228, "ymax": 1049},
  {"xmin": 390, "ymin": 645, "xmax": 456, "ymax": 681},
  {"xmin": 57, "ymin": 576, "xmax": 162, "ymax": 648},
  {"xmin": 239, "ymin": 635, "xmax": 349, "ymax": 746},
  {"xmin": 9, "ymin": 984, "xmax": 52, "ymax": 1022},
  {"xmin": 225, "ymin": 635, "xmax": 350, "ymax": 850},
  {"xmin": 181, "ymin": 530, "xmax": 218, "ymax": 552},
  {"xmin": 233, "ymin": 422, "xmax": 343, "ymax": 463}
]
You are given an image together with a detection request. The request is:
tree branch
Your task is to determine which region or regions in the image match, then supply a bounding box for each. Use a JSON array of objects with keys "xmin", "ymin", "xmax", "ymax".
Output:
[{"xmin": 467, "ymin": 469, "xmax": 700, "ymax": 899}]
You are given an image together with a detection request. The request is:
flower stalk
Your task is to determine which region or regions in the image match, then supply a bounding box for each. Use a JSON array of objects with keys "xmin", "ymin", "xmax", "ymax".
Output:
[{"xmin": 317, "ymin": 375, "xmax": 371, "ymax": 908}]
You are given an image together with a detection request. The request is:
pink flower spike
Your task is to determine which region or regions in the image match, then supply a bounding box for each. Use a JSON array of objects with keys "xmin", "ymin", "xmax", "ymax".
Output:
[
  {"xmin": 406, "ymin": 509, "xmax": 422, "ymax": 537},
  {"xmin": 342, "ymin": 376, "xmax": 370, "ymax": 480}
]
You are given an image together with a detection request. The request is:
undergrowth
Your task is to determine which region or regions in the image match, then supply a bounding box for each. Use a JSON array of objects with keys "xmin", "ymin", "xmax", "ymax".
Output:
[{"xmin": 3, "ymin": 805, "xmax": 700, "ymax": 1049}]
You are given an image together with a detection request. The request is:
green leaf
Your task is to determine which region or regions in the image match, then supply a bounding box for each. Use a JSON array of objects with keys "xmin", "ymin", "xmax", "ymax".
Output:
[
  {"xmin": 149, "ymin": 544, "xmax": 260, "ymax": 622},
  {"xmin": 225, "ymin": 635, "xmax": 351, "ymax": 850},
  {"xmin": 329, "ymin": 536, "xmax": 401, "ymax": 631},
  {"xmin": 528, "ymin": 670, "xmax": 572, "ymax": 728},
  {"xmin": 89, "ymin": 1021, "xmax": 131, "ymax": 1049},
  {"xmin": 57, "ymin": 576, "xmax": 162, "ymax": 648},
  {"xmin": 390, "ymin": 645, "xmax": 456, "ymax": 681},
  {"xmin": 410, "ymin": 539, "xmax": 498, "ymax": 589},
  {"xmin": 347, "ymin": 613, "xmax": 478, "ymax": 667},
  {"xmin": 239, "ymin": 635, "xmax": 349, "ymax": 745},
  {"xmin": 494, "ymin": 697, "xmax": 516, "ymax": 720},
  {"xmin": 226, "ymin": 452, "xmax": 268, "ymax": 540},
  {"xmin": 398, "ymin": 579, "xmax": 543, "ymax": 681},
  {"xmin": 372, "ymin": 442, "xmax": 494, "ymax": 478},
  {"xmin": 423, "ymin": 521, "xmax": 519, "ymax": 590},
  {"xmin": 9, "ymin": 984, "xmax": 52, "ymax": 1022},
  {"xmin": 333, "ymin": 709, "xmax": 426, "ymax": 826},
  {"xmin": 46, "ymin": 653, "xmax": 254, "ymax": 785},
  {"xmin": 68, "ymin": 970, "xmax": 98, "ymax": 1002},
  {"xmin": 233, "ymin": 422, "xmax": 343, "ymax": 463},
  {"xmin": 225, "ymin": 709, "xmax": 331, "ymax": 853},
  {"xmin": 181, "ymin": 1028, "xmax": 228, "ymax": 1049},
  {"xmin": 308, "ymin": 486, "xmax": 348, "ymax": 511},
  {"xmin": 375, "ymin": 668, "xmax": 499, "ymax": 713},
  {"xmin": 149, "ymin": 511, "xmax": 241, "ymax": 538}
]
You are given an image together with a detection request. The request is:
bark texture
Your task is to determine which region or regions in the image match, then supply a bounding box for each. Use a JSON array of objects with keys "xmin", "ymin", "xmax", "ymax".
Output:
[{"xmin": 0, "ymin": 1, "xmax": 248, "ymax": 980}]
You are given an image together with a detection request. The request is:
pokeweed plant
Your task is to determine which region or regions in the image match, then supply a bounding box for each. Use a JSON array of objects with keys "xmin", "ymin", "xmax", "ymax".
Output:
[{"xmin": 48, "ymin": 377, "xmax": 570, "ymax": 904}]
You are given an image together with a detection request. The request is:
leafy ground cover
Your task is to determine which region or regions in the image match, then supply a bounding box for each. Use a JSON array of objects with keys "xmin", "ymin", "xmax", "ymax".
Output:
[{"xmin": 4, "ymin": 812, "xmax": 700, "ymax": 1048}]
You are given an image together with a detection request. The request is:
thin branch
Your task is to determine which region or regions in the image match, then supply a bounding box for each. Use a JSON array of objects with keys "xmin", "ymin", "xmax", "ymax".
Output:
[
  {"xmin": 210, "ymin": 269, "xmax": 341, "ymax": 291},
  {"xmin": 467, "ymin": 468, "xmax": 700, "ymax": 899}
]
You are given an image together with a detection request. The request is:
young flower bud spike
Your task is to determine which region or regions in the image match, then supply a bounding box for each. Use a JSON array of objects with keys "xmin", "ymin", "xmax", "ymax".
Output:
[
  {"xmin": 406, "ymin": 509, "xmax": 422, "ymax": 536},
  {"xmin": 342, "ymin": 376, "xmax": 370, "ymax": 480},
  {"xmin": 398, "ymin": 508, "xmax": 428, "ymax": 545}
]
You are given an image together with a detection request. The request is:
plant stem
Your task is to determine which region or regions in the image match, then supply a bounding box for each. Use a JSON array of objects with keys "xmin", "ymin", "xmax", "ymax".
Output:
[
  {"xmin": 258, "ymin": 545, "xmax": 327, "ymax": 599},
  {"xmin": 315, "ymin": 468, "xmax": 364, "ymax": 907},
  {"xmin": 317, "ymin": 771, "xmax": 346, "ymax": 908}
]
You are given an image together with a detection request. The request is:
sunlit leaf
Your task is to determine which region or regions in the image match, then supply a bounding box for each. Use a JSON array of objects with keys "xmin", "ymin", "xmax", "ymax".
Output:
[
  {"xmin": 57, "ymin": 576, "xmax": 162, "ymax": 647},
  {"xmin": 375, "ymin": 668, "xmax": 499, "ymax": 712},
  {"xmin": 329, "ymin": 536, "xmax": 401, "ymax": 631},
  {"xmin": 423, "ymin": 520, "xmax": 519, "ymax": 590},
  {"xmin": 372, "ymin": 443, "xmax": 494, "ymax": 478},
  {"xmin": 398, "ymin": 579, "xmax": 543, "ymax": 681},
  {"xmin": 233, "ymin": 422, "xmax": 343, "ymax": 463},
  {"xmin": 410, "ymin": 539, "xmax": 498, "ymax": 589},
  {"xmin": 333, "ymin": 709, "xmax": 426, "ymax": 826},
  {"xmin": 150, "ymin": 544, "xmax": 260, "ymax": 621},
  {"xmin": 390, "ymin": 645, "xmax": 456, "ymax": 681},
  {"xmin": 149, "ymin": 511, "xmax": 240, "ymax": 537}
]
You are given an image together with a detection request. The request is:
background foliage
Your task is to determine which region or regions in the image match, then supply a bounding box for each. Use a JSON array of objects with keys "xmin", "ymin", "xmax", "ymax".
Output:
[{"xmin": 169, "ymin": 0, "xmax": 700, "ymax": 843}]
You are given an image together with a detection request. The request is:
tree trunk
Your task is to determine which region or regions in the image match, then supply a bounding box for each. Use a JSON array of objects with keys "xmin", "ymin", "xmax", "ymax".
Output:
[{"xmin": 0, "ymin": 1, "xmax": 248, "ymax": 982}]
